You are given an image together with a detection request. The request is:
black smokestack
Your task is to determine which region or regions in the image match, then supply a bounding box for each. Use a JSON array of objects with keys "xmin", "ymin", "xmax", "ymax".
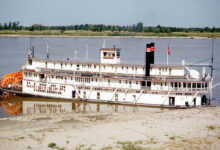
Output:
[
  {"xmin": 150, "ymin": 43, "xmax": 155, "ymax": 64},
  {"xmin": 145, "ymin": 44, "xmax": 151, "ymax": 76}
]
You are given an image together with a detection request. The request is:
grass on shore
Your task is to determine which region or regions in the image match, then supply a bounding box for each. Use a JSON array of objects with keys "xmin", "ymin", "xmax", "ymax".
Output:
[{"xmin": 0, "ymin": 30, "xmax": 220, "ymax": 38}]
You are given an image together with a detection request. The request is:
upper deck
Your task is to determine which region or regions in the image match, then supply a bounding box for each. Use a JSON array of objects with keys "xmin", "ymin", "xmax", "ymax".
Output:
[
  {"xmin": 25, "ymin": 58, "xmax": 188, "ymax": 79},
  {"xmin": 22, "ymin": 57, "xmax": 211, "ymax": 94}
]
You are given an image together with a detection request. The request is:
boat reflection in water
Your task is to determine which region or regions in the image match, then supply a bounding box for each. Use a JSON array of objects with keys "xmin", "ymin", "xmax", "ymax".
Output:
[
  {"xmin": 0, "ymin": 100, "xmax": 22, "ymax": 115},
  {"xmin": 0, "ymin": 96, "xmax": 145, "ymax": 117}
]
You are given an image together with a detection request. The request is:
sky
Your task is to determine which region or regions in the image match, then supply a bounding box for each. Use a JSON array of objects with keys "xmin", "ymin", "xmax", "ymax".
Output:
[{"xmin": 0, "ymin": 0, "xmax": 220, "ymax": 27}]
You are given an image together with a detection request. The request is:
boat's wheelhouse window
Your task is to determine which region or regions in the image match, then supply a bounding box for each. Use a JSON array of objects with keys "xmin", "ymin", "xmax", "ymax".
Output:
[
  {"xmin": 39, "ymin": 74, "xmax": 45, "ymax": 79},
  {"xmin": 28, "ymin": 59, "xmax": 32, "ymax": 65}
]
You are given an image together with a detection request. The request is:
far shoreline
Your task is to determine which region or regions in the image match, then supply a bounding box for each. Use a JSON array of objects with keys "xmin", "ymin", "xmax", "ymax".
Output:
[{"xmin": 0, "ymin": 34, "xmax": 218, "ymax": 39}]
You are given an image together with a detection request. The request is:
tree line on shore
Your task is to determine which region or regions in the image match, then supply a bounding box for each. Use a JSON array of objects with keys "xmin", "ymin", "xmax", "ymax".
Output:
[{"xmin": 0, "ymin": 21, "xmax": 219, "ymax": 33}]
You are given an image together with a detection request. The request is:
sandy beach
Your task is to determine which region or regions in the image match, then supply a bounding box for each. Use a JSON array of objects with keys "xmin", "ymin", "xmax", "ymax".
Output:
[{"xmin": 0, "ymin": 106, "xmax": 219, "ymax": 150}]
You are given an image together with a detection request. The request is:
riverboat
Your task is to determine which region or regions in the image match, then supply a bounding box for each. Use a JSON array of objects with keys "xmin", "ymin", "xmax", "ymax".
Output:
[{"xmin": 16, "ymin": 42, "xmax": 211, "ymax": 107}]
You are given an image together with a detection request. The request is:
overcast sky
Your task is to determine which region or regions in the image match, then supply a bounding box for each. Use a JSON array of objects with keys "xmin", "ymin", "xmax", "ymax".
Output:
[{"xmin": 0, "ymin": 0, "xmax": 219, "ymax": 27}]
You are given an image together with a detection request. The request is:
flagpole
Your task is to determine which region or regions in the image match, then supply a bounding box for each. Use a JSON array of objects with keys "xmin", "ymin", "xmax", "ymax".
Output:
[
  {"xmin": 167, "ymin": 45, "xmax": 168, "ymax": 66},
  {"xmin": 47, "ymin": 42, "xmax": 49, "ymax": 59}
]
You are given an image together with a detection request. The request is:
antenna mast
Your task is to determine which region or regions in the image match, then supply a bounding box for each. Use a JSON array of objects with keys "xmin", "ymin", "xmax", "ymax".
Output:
[
  {"xmin": 210, "ymin": 37, "xmax": 214, "ymax": 105},
  {"xmin": 211, "ymin": 38, "xmax": 214, "ymax": 78}
]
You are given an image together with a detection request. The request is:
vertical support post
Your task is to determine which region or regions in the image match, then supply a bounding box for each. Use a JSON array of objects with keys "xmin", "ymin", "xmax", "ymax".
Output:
[{"xmin": 209, "ymin": 79, "xmax": 213, "ymax": 105}]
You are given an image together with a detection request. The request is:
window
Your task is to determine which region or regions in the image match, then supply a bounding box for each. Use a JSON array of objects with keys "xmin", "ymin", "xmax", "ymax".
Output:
[
  {"xmin": 28, "ymin": 59, "xmax": 32, "ymax": 65},
  {"xmin": 39, "ymin": 74, "xmax": 45, "ymax": 79}
]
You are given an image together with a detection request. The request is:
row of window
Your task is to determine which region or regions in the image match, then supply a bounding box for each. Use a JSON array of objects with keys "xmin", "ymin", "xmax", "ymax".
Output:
[
  {"xmin": 37, "ymin": 61, "xmax": 146, "ymax": 72},
  {"xmin": 25, "ymin": 72, "xmax": 208, "ymax": 89}
]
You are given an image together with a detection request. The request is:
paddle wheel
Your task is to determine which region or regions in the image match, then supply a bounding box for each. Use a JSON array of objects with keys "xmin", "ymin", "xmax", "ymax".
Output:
[{"xmin": 0, "ymin": 72, "xmax": 23, "ymax": 97}]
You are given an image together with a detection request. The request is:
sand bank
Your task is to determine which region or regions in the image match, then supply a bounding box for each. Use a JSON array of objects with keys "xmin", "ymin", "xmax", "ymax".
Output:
[{"xmin": 0, "ymin": 107, "xmax": 220, "ymax": 150}]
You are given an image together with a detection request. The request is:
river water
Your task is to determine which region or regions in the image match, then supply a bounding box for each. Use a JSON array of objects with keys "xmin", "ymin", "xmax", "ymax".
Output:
[{"xmin": 0, "ymin": 37, "xmax": 219, "ymax": 117}]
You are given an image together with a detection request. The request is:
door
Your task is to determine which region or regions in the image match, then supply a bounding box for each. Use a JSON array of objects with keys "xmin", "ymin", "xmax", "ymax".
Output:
[
  {"xmin": 169, "ymin": 97, "xmax": 175, "ymax": 106},
  {"xmin": 97, "ymin": 92, "xmax": 100, "ymax": 100},
  {"xmin": 72, "ymin": 91, "xmax": 76, "ymax": 98}
]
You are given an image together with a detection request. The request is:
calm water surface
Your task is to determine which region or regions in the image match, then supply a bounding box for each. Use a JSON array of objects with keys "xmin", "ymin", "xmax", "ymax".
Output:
[{"xmin": 0, "ymin": 37, "xmax": 219, "ymax": 117}]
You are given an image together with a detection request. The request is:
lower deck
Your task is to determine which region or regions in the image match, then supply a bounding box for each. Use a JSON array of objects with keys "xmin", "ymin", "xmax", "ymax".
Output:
[{"xmin": 22, "ymin": 80, "xmax": 208, "ymax": 107}]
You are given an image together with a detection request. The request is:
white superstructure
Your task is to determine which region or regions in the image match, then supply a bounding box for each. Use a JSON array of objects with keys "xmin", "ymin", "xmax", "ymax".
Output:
[{"xmin": 22, "ymin": 43, "xmax": 211, "ymax": 107}]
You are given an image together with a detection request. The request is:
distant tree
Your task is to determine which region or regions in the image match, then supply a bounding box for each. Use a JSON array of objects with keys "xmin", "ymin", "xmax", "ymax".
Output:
[
  {"xmin": 60, "ymin": 26, "xmax": 66, "ymax": 34},
  {"xmin": 3, "ymin": 23, "xmax": 8, "ymax": 29},
  {"xmin": 12, "ymin": 21, "xmax": 20, "ymax": 31},
  {"xmin": 8, "ymin": 22, "xmax": 12, "ymax": 29},
  {"xmin": 136, "ymin": 22, "xmax": 143, "ymax": 32}
]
